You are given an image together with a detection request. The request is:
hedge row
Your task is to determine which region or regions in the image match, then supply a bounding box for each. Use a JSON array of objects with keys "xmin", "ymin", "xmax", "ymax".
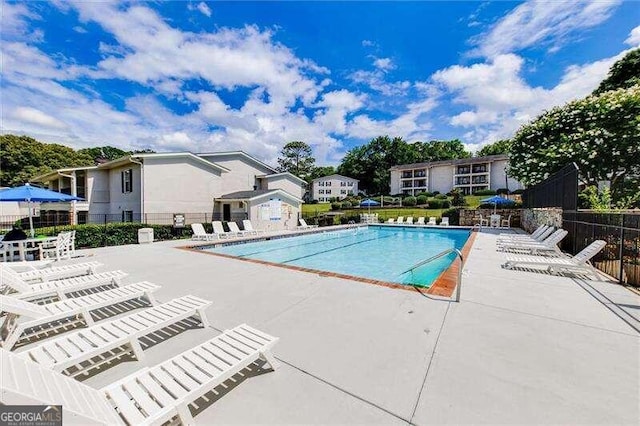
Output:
[{"xmin": 34, "ymin": 223, "xmax": 203, "ymax": 248}]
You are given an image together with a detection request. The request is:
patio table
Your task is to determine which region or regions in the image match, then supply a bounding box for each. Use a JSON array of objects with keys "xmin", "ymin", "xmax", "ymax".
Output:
[
  {"xmin": 490, "ymin": 214, "xmax": 501, "ymax": 228},
  {"xmin": 1, "ymin": 237, "xmax": 58, "ymax": 262}
]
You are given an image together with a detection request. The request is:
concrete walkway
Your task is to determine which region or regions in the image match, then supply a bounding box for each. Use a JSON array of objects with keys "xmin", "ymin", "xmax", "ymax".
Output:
[{"xmin": 60, "ymin": 229, "xmax": 638, "ymax": 424}]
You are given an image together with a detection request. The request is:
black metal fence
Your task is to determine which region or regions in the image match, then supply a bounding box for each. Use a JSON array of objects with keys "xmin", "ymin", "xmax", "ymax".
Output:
[
  {"xmin": 522, "ymin": 163, "xmax": 579, "ymax": 210},
  {"xmin": 562, "ymin": 211, "xmax": 640, "ymax": 287}
]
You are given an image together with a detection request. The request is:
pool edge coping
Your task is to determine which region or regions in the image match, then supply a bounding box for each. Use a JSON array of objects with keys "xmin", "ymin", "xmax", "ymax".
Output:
[{"xmin": 177, "ymin": 226, "xmax": 477, "ymax": 297}]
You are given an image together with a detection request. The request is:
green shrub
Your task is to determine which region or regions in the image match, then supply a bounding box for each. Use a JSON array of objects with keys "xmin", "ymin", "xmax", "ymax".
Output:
[
  {"xmin": 416, "ymin": 195, "xmax": 428, "ymax": 205},
  {"xmin": 473, "ymin": 189, "xmax": 497, "ymax": 196},
  {"xmin": 432, "ymin": 191, "xmax": 440, "ymax": 196},
  {"xmin": 496, "ymin": 188, "xmax": 510, "ymax": 195},
  {"xmin": 435, "ymin": 194, "xmax": 448, "ymax": 200},
  {"xmin": 441, "ymin": 200, "xmax": 451, "ymax": 209},
  {"xmin": 441, "ymin": 208, "xmax": 460, "ymax": 225},
  {"xmin": 512, "ymin": 189, "xmax": 525, "ymax": 194},
  {"xmin": 427, "ymin": 199, "xmax": 443, "ymax": 209},
  {"xmin": 450, "ymin": 189, "xmax": 466, "ymax": 207},
  {"xmin": 35, "ymin": 223, "xmax": 188, "ymax": 248},
  {"xmin": 415, "ymin": 192, "xmax": 432, "ymax": 198},
  {"xmin": 339, "ymin": 214, "xmax": 361, "ymax": 224},
  {"xmin": 331, "ymin": 202, "xmax": 341, "ymax": 211},
  {"xmin": 403, "ymin": 196, "xmax": 417, "ymax": 206},
  {"xmin": 341, "ymin": 201, "xmax": 352, "ymax": 209}
]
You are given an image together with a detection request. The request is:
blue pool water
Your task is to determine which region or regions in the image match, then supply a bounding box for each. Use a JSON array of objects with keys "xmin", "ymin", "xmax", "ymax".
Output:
[{"xmin": 205, "ymin": 226, "xmax": 471, "ymax": 287}]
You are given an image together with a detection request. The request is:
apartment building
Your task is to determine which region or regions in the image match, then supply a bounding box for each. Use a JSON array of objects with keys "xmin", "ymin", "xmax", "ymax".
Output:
[
  {"xmin": 389, "ymin": 154, "xmax": 523, "ymax": 196},
  {"xmin": 310, "ymin": 174, "xmax": 359, "ymax": 202},
  {"xmin": 31, "ymin": 151, "xmax": 306, "ymax": 230}
]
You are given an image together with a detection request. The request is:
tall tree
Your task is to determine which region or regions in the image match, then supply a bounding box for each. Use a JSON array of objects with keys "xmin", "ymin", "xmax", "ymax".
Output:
[
  {"xmin": 414, "ymin": 139, "xmax": 471, "ymax": 162},
  {"xmin": 476, "ymin": 139, "xmax": 512, "ymax": 157},
  {"xmin": 594, "ymin": 48, "xmax": 640, "ymax": 95},
  {"xmin": 0, "ymin": 135, "xmax": 94, "ymax": 186},
  {"xmin": 276, "ymin": 141, "xmax": 316, "ymax": 180},
  {"xmin": 308, "ymin": 166, "xmax": 336, "ymax": 181},
  {"xmin": 77, "ymin": 146, "xmax": 129, "ymax": 163},
  {"xmin": 509, "ymin": 85, "xmax": 640, "ymax": 201}
]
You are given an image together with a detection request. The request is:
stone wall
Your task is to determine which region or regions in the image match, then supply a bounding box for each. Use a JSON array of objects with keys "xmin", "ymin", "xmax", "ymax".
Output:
[
  {"xmin": 459, "ymin": 208, "xmax": 522, "ymax": 227},
  {"xmin": 520, "ymin": 208, "xmax": 563, "ymax": 233}
]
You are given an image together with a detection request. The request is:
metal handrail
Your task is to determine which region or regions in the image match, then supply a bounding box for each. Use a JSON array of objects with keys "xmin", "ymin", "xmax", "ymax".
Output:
[{"xmin": 401, "ymin": 248, "xmax": 465, "ymax": 302}]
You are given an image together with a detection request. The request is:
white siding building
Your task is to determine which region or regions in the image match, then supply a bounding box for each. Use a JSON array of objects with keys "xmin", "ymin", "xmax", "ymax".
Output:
[
  {"xmin": 389, "ymin": 155, "xmax": 523, "ymax": 196},
  {"xmin": 31, "ymin": 151, "xmax": 305, "ymax": 230},
  {"xmin": 310, "ymin": 174, "xmax": 359, "ymax": 202}
]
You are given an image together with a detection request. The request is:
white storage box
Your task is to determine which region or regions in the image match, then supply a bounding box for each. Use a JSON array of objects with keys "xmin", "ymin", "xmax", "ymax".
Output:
[{"xmin": 138, "ymin": 228, "xmax": 154, "ymax": 244}]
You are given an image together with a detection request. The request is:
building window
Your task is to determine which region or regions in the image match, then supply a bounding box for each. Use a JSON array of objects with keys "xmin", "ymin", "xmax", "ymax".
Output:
[
  {"xmin": 340, "ymin": 190, "xmax": 346, "ymax": 194},
  {"xmin": 348, "ymin": 182, "xmax": 353, "ymax": 186},
  {"xmin": 122, "ymin": 210, "xmax": 133, "ymax": 222},
  {"xmin": 77, "ymin": 211, "xmax": 88, "ymax": 224},
  {"xmin": 121, "ymin": 169, "xmax": 133, "ymax": 193},
  {"xmin": 318, "ymin": 181, "xmax": 324, "ymax": 186},
  {"xmin": 340, "ymin": 181, "xmax": 346, "ymax": 186},
  {"xmin": 326, "ymin": 189, "xmax": 331, "ymax": 194},
  {"xmin": 325, "ymin": 181, "xmax": 331, "ymax": 186}
]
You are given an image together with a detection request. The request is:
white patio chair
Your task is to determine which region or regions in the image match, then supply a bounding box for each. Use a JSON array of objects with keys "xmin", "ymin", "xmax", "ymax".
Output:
[
  {"xmin": 40, "ymin": 232, "xmax": 72, "ymax": 261},
  {"xmin": 416, "ymin": 217, "xmax": 425, "ymax": 225},
  {"xmin": 440, "ymin": 217, "xmax": 450, "ymax": 226},
  {"xmin": 387, "ymin": 218, "xmax": 395, "ymax": 224},
  {"xmin": 497, "ymin": 226, "xmax": 555, "ymax": 244},
  {"xmin": 21, "ymin": 295, "xmax": 212, "ymax": 376},
  {"xmin": 498, "ymin": 229, "xmax": 568, "ymax": 255},
  {"xmin": 396, "ymin": 216, "xmax": 404, "ymax": 224},
  {"xmin": 503, "ymin": 240, "xmax": 606, "ymax": 279},
  {"xmin": 212, "ymin": 221, "xmax": 237, "ymax": 238},
  {"xmin": 501, "ymin": 214, "xmax": 512, "ymax": 229},
  {"xmin": 298, "ymin": 219, "xmax": 318, "ymax": 229},
  {"xmin": 1, "ymin": 268, "xmax": 127, "ymax": 304},
  {"xmin": 190, "ymin": 223, "xmax": 218, "ymax": 241},
  {"xmin": 1, "ymin": 323, "xmax": 278, "ymax": 425},
  {"xmin": 405, "ymin": 216, "xmax": 414, "ymax": 225},
  {"xmin": 227, "ymin": 222, "xmax": 253, "ymax": 237},
  {"xmin": 427, "ymin": 217, "xmax": 437, "ymax": 225},
  {"xmin": 498, "ymin": 224, "xmax": 547, "ymax": 240},
  {"xmin": 1, "ymin": 281, "xmax": 160, "ymax": 350},
  {"xmin": 1, "ymin": 261, "xmax": 102, "ymax": 283},
  {"xmin": 475, "ymin": 214, "xmax": 489, "ymax": 228},
  {"xmin": 243, "ymin": 220, "xmax": 265, "ymax": 235}
]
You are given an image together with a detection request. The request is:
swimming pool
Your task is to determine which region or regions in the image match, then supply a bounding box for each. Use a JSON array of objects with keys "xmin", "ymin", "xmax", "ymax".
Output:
[{"xmin": 204, "ymin": 226, "xmax": 471, "ymax": 287}]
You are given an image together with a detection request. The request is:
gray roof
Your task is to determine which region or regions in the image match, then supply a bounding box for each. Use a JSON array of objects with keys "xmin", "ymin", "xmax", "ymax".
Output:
[{"xmin": 218, "ymin": 190, "xmax": 274, "ymax": 199}]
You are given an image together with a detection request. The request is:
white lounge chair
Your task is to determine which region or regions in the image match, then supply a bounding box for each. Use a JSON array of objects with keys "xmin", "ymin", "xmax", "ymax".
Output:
[
  {"xmin": 500, "ymin": 214, "xmax": 512, "ymax": 229},
  {"xmin": 243, "ymin": 220, "xmax": 265, "ymax": 235},
  {"xmin": 405, "ymin": 216, "xmax": 414, "ymax": 225},
  {"xmin": 416, "ymin": 217, "xmax": 425, "ymax": 225},
  {"xmin": 498, "ymin": 229, "xmax": 568, "ymax": 255},
  {"xmin": 1, "ymin": 282, "xmax": 161, "ymax": 350},
  {"xmin": 2, "ymin": 260, "xmax": 54, "ymax": 272},
  {"xmin": 21, "ymin": 295, "xmax": 212, "ymax": 376},
  {"xmin": 503, "ymin": 240, "xmax": 606, "ymax": 279},
  {"xmin": 475, "ymin": 214, "xmax": 489, "ymax": 228},
  {"xmin": 1, "ymin": 261, "xmax": 102, "ymax": 283},
  {"xmin": 191, "ymin": 223, "xmax": 218, "ymax": 241},
  {"xmin": 1, "ymin": 269, "xmax": 127, "ymax": 304},
  {"xmin": 298, "ymin": 219, "xmax": 318, "ymax": 229},
  {"xmin": 212, "ymin": 221, "xmax": 237, "ymax": 238},
  {"xmin": 440, "ymin": 217, "xmax": 450, "ymax": 226},
  {"xmin": 427, "ymin": 217, "xmax": 437, "ymax": 225},
  {"xmin": 396, "ymin": 217, "xmax": 404, "ymax": 224},
  {"xmin": 498, "ymin": 224, "xmax": 548, "ymax": 240},
  {"xmin": 227, "ymin": 222, "xmax": 253, "ymax": 237},
  {"xmin": 497, "ymin": 226, "xmax": 555, "ymax": 244},
  {"xmin": 40, "ymin": 231, "xmax": 75, "ymax": 261},
  {"xmin": 1, "ymin": 324, "xmax": 278, "ymax": 425},
  {"xmin": 387, "ymin": 218, "xmax": 395, "ymax": 224}
]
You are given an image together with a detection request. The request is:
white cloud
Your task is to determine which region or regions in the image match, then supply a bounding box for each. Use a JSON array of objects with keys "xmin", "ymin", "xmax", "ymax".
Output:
[
  {"xmin": 11, "ymin": 107, "xmax": 67, "ymax": 130},
  {"xmin": 196, "ymin": 2, "xmax": 212, "ymax": 17},
  {"xmin": 373, "ymin": 57, "xmax": 395, "ymax": 71},
  {"xmin": 433, "ymin": 49, "xmax": 630, "ymax": 150},
  {"xmin": 625, "ymin": 25, "xmax": 640, "ymax": 46},
  {"xmin": 472, "ymin": 0, "xmax": 621, "ymax": 57},
  {"xmin": 362, "ymin": 40, "xmax": 376, "ymax": 47},
  {"xmin": 349, "ymin": 69, "xmax": 410, "ymax": 97},
  {"xmin": 72, "ymin": 26, "xmax": 87, "ymax": 34}
]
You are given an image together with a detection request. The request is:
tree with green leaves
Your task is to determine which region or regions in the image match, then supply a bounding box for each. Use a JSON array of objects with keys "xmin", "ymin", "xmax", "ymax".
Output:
[
  {"xmin": 509, "ymin": 84, "xmax": 640, "ymax": 202},
  {"xmin": 414, "ymin": 139, "xmax": 471, "ymax": 162},
  {"xmin": 594, "ymin": 48, "xmax": 640, "ymax": 95},
  {"xmin": 0, "ymin": 135, "xmax": 94, "ymax": 187},
  {"xmin": 276, "ymin": 141, "xmax": 316, "ymax": 180},
  {"xmin": 476, "ymin": 139, "xmax": 511, "ymax": 157},
  {"xmin": 308, "ymin": 166, "xmax": 336, "ymax": 182},
  {"xmin": 77, "ymin": 146, "xmax": 129, "ymax": 163}
]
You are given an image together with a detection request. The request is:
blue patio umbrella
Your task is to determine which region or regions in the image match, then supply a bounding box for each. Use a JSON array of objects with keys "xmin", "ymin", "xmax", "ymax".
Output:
[
  {"xmin": 0, "ymin": 183, "xmax": 84, "ymax": 237},
  {"xmin": 360, "ymin": 198, "xmax": 380, "ymax": 213},
  {"xmin": 480, "ymin": 195, "xmax": 514, "ymax": 214}
]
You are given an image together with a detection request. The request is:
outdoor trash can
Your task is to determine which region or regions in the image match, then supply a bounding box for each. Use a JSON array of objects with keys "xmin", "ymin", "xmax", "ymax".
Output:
[{"xmin": 138, "ymin": 228, "xmax": 154, "ymax": 244}]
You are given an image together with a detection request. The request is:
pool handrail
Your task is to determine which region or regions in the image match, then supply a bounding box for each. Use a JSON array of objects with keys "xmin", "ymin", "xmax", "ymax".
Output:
[{"xmin": 401, "ymin": 248, "xmax": 464, "ymax": 302}]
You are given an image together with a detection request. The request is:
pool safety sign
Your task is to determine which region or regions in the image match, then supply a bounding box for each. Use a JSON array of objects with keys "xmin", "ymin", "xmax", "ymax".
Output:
[{"xmin": 269, "ymin": 198, "xmax": 282, "ymax": 221}]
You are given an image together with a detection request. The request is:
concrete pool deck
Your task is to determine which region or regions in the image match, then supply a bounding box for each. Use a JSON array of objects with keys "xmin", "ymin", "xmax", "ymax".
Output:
[{"xmin": 30, "ymin": 228, "xmax": 640, "ymax": 424}]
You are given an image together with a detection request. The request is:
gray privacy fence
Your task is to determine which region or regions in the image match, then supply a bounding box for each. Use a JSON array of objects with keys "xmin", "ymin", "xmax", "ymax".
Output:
[{"xmin": 562, "ymin": 211, "xmax": 640, "ymax": 287}]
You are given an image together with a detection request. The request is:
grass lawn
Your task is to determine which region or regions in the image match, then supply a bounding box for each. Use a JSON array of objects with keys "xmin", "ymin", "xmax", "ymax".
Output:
[{"xmin": 302, "ymin": 194, "xmax": 485, "ymax": 218}]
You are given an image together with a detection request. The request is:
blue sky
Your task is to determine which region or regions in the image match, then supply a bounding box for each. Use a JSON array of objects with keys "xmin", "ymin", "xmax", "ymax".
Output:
[{"xmin": 1, "ymin": 1, "xmax": 638, "ymax": 165}]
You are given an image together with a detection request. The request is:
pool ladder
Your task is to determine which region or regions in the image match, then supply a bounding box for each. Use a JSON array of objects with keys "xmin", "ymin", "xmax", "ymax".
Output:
[{"xmin": 401, "ymin": 248, "xmax": 465, "ymax": 302}]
